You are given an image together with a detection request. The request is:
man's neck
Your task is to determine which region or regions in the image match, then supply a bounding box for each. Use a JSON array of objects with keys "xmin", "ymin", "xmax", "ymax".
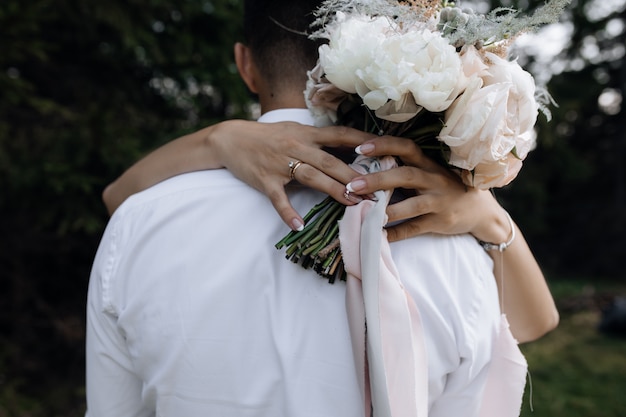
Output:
[{"xmin": 258, "ymin": 85, "xmax": 307, "ymax": 114}]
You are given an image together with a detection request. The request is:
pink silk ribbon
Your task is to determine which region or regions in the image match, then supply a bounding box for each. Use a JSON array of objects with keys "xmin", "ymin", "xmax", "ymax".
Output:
[
  {"xmin": 339, "ymin": 155, "xmax": 527, "ymax": 417},
  {"xmin": 479, "ymin": 314, "xmax": 528, "ymax": 417},
  {"xmin": 340, "ymin": 155, "xmax": 429, "ymax": 417}
]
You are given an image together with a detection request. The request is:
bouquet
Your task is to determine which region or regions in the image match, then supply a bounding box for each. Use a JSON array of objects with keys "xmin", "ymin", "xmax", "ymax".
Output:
[{"xmin": 276, "ymin": 0, "xmax": 569, "ymax": 283}]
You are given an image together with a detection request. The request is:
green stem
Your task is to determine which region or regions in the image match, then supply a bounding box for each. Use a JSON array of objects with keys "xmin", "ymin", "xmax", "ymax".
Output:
[
  {"xmin": 302, "ymin": 204, "xmax": 344, "ymax": 256},
  {"xmin": 275, "ymin": 196, "xmax": 335, "ymax": 249},
  {"xmin": 284, "ymin": 200, "xmax": 343, "ymax": 259}
]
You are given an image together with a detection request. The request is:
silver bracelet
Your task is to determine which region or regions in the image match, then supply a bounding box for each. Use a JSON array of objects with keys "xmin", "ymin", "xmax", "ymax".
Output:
[{"xmin": 477, "ymin": 210, "xmax": 516, "ymax": 252}]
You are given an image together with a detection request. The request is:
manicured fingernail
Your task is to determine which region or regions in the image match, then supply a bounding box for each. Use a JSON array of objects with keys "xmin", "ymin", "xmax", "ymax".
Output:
[
  {"xmin": 346, "ymin": 179, "xmax": 366, "ymax": 193},
  {"xmin": 292, "ymin": 218, "xmax": 304, "ymax": 232},
  {"xmin": 343, "ymin": 189, "xmax": 363, "ymax": 204},
  {"xmin": 346, "ymin": 193, "xmax": 363, "ymax": 204},
  {"xmin": 355, "ymin": 143, "xmax": 375, "ymax": 155}
]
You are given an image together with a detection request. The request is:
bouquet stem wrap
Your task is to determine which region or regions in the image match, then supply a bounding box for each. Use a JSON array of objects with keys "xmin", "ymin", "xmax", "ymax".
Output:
[{"xmin": 340, "ymin": 155, "xmax": 428, "ymax": 417}]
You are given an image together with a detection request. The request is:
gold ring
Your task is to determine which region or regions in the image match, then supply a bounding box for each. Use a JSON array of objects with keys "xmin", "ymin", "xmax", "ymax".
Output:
[
  {"xmin": 288, "ymin": 160, "xmax": 303, "ymax": 181},
  {"xmin": 343, "ymin": 189, "xmax": 351, "ymax": 201}
]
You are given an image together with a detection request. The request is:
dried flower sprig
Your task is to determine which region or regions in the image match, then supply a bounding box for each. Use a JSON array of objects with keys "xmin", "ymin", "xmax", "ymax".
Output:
[{"xmin": 439, "ymin": 0, "xmax": 571, "ymax": 48}]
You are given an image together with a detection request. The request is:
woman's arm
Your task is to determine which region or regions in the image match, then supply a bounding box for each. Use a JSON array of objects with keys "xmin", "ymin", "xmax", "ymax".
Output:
[
  {"xmin": 489, "ymin": 221, "xmax": 559, "ymax": 343},
  {"xmin": 103, "ymin": 125, "xmax": 220, "ymax": 215},
  {"xmin": 103, "ymin": 120, "xmax": 373, "ymax": 220}
]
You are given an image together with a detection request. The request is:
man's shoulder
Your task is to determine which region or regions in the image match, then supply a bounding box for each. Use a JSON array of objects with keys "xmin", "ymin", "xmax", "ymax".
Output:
[{"xmin": 117, "ymin": 170, "xmax": 244, "ymax": 213}]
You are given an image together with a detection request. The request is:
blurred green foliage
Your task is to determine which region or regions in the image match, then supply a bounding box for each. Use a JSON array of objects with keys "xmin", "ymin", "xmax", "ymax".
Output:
[
  {"xmin": 492, "ymin": 0, "xmax": 626, "ymax": 277},
  {"xmin": 0, "ymin": 0, "xmax": 624, "ymax": 414},
  {"xmin": 0, "ymin": 0, "xmax": 248, "ymax": 412},
  {"xmin": 1, "ymin": 0, "xmax": 247, "ymax": 235}
]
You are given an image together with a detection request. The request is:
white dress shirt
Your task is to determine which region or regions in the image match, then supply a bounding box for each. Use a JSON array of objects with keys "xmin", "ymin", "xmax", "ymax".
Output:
[{"xmin": 86, "ymin": 109, "xmax": 501, "ymax": 417}]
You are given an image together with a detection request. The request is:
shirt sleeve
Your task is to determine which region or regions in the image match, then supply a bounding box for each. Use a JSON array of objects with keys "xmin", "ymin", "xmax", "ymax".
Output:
[{"xmin": 85, "ymin": 214, "xmax": 152, "ymax": 417}]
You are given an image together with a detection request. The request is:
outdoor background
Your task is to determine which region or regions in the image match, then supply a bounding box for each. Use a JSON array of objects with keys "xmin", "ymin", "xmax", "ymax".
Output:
[{"xmin": 1, "ymin": 0, "xmax": 625, "ymax": 416}]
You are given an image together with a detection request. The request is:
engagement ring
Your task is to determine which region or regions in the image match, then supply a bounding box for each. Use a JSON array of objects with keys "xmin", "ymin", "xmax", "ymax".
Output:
[{"xmin": 288, "ymin": 160, "xmax": 303, "ymax": 180}]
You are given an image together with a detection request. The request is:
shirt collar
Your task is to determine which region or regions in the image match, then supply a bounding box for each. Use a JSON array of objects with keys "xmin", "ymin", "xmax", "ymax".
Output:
[{"xmin": 257, "ymin": 109, "xmax": 316, "ymax": 126}]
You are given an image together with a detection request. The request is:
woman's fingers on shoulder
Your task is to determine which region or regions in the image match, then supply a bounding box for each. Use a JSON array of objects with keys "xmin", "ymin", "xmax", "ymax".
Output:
[
  {"xmin": 282, "ymin": 141, "xmax": 357, "ymax": 186},
  {"xmin": 307, "ymin": 151, "xmax": 359, "ymax": 185},
  {"xmin": 386, "ymin": 215, "xmax": 437, "ymax": 242},
  {"xmin": 359, "ymin": 136, "xmax": 421, "ymax": 158},
  {"xmin": 265, "ymin": 181, "xmax": 305, "ymax": 231},
  {"xmin": 293, "ymin": 163, "xmax": 360, "ymax": 206},
  {"xmin": 386, "ymin": 195, "xmax": 435, "ymax": 224},
  {"xmin": 386, "ymin": 209, "xmax": 462, "ymax": 242},
  {"xmin": 356, "ymin": 136, "xmax": 446, "ymax": 170},
  {"xmin": 347, "ymin": 167, "xmax": 431, "ymax": 195}
]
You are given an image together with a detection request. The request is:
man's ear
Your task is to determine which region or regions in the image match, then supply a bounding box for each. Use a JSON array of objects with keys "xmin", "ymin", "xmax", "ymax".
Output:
[{"xmin": 234, "ymin": 42, "xmax": 259, "ymax": 94}]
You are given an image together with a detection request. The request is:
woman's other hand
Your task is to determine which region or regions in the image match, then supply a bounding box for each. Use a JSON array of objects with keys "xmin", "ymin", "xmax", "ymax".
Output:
[
  {"xmin": 210, "ymin": 120, "xmax": 376, "ymax": 231},
  {"xmin": 345, "ymin": 136, "xmax": 512, "ymax": 244}
]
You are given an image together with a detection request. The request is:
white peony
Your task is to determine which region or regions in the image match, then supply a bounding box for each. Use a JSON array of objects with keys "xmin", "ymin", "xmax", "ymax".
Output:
[
  {"xmin": 318, "ymin": 12, "xmax": 391, "ymax": 96},
  {"xmin": 398, "ymin": 29, "xmax": 466, "ymax": 113},
  {"xmin": 318, "ymin": 13, "xmax": 465, "ymax": 122},
  {"xmin": 357, "ymin": 27, "xmax": 466, "ymax": 119}
]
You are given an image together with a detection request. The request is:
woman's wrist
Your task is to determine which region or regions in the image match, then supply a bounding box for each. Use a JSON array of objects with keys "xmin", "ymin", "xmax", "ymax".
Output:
[
  {"xmin": 204, "ymin": 120, "xmax": 256, "ymax": 171},
  {"xmin": 476, "ymin": 210, "xmax": 516, "ymax": 252},
  {"xmin": 469, "ymin": 191, "xmax": 513, "ymax": 244}
]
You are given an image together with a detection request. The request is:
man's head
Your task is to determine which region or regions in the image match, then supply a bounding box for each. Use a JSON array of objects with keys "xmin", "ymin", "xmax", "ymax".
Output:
[{"xmin": 235, "ymin": 0, "xmax": 323, "ymax": 112}]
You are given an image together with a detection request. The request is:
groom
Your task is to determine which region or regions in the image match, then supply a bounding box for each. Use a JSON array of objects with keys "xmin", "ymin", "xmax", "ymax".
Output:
[{"xmin": 85, "ymin": 1, "xmax": 503, "ymax": 416}]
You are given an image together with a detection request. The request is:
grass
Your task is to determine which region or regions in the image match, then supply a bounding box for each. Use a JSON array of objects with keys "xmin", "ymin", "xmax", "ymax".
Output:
[{"xmin": 519, "ymin": 278, "xmax": 626, "ymax": 417}]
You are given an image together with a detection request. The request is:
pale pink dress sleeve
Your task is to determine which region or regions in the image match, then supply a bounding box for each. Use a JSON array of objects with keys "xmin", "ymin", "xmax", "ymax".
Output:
[{"xmin": 479, "ymin": 314, "xmax": 528, "ymax": 417}]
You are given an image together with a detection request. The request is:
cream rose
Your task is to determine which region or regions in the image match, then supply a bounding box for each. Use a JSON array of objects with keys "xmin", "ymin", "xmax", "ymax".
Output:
[
  {"xmin": 462, "ymin": 154, "xmax": 524, "ymax": 189},
  {"xmin": 438, "ymin": 49, "xmax": 539, "ymax": 188},
  {"xmin": 483, "ymin": 51, "xmax": 538, "ymax": 161}
]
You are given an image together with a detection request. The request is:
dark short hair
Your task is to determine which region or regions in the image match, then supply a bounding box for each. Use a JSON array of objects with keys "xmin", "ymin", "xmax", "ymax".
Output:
[{"xmin": 243, "ymin": 0, "xmax": 323, "ymax": 89}]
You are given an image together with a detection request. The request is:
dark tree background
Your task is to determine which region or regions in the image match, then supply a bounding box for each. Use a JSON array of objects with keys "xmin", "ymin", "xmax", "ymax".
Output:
[{"xmin": 0, "ymin": 0, "xmax": 624, "ymax": 415}]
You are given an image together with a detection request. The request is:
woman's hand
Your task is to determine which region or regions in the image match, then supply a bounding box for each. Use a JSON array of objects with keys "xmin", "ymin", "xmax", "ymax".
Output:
[
  {"xmin": 210, "ymin": 120, "xmax": 376, "ymax": 230},
  {"xmin": 344, "ymin": 136, "xmax": 512, "ymax": 244}
]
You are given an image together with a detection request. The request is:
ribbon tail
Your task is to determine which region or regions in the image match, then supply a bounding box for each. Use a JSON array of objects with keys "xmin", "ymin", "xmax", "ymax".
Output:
[
  {"xmin": 342, "ymin": 189, "xmax": 428, "ymax": 417},
  {"xmin": 346, "ymin": 276, "xmax": 371, "ymax": 417},
  {"xmin": 340, "ymin": 155, "xmax": 428, "ymax": 417},
  {"xmin": 360, "ymin": 190, "xmax": 393, "ymax": 417}
]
